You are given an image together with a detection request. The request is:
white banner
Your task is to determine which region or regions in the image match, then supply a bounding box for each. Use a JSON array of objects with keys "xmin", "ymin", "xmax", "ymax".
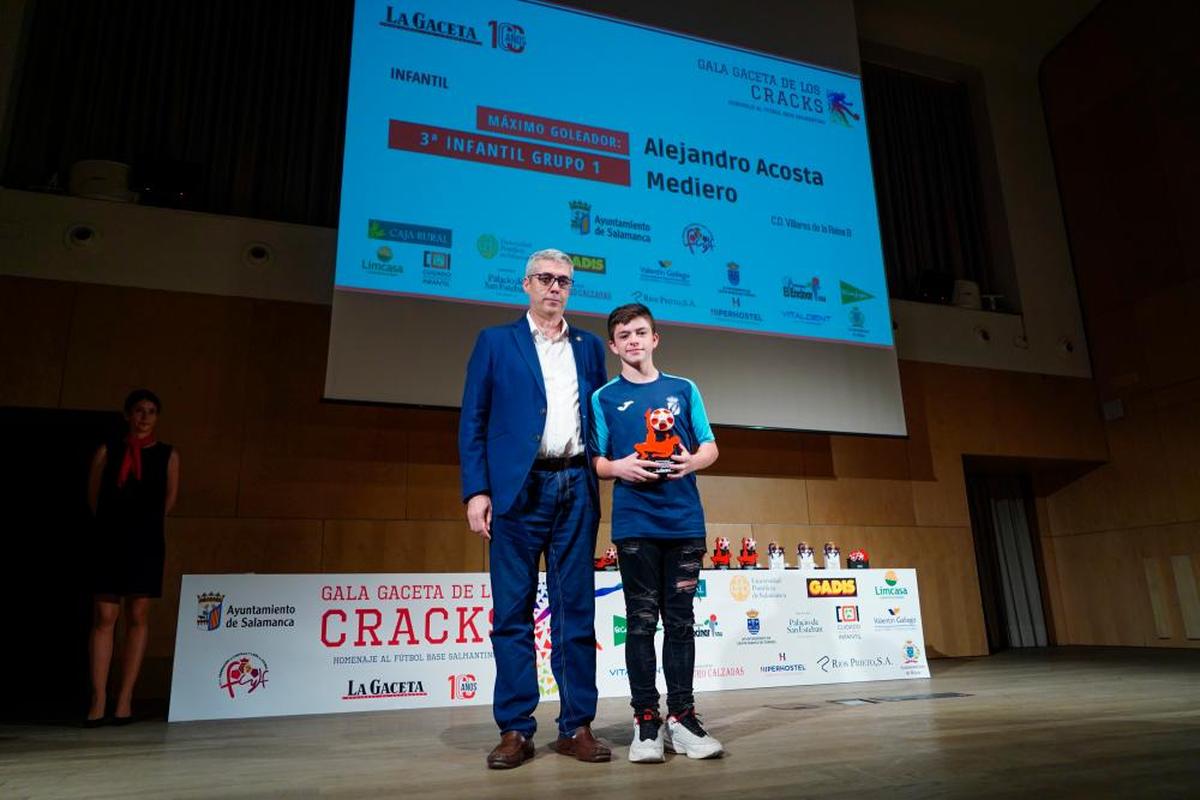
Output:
[{"xmin": 169, "ymin": 569, "xmax": 928, "ymax": 722}]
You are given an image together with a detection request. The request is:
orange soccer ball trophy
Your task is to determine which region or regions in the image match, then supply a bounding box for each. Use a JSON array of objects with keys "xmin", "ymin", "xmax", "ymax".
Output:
[
  {"xmin": 634, "ymin": 407, "xmax": 683, "ymax": 476},
  {"xmin": 594, "ymin": 544, "xmax": 618, "ymax": 571},
  {"xmin": 710, "ymin": 536, "xmax": 732, "ymax": 569},
  {"xmin": 737, "ymin": 536, "xmax": 759, "ymax": 569}
]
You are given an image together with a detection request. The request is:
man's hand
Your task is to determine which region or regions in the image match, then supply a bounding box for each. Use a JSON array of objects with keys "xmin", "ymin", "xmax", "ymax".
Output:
[
  {"xmin": 466, "ymin": 494, "xmax": 493, "ymax": 539},
  {"xmin": 609, "ymin": 452, "xmax": 660, "ymax": 483}
]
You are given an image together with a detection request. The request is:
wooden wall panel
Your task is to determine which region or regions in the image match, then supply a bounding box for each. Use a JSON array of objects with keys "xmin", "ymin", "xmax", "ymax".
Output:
[
  {"xmin": 59, "ymin": 285, "xmax": 253, "ymax": 517},
  {"xmin": 1155, "ymin": 384, "xmax": 1200, "ymax": 522},
  {"xmin": 0, "ymin": 276, "xmax": 73, "ymax": 407},
  {"xmin": 1046, "ymin": 394, "xmax": 1179, "ymax": 536},
  {"xmin": 697, "ymin": 475, "xmax": 809, "ymax": 525},
  {"xmin": 806, "ymin": 478, "xmax": 917, "ymax": 527},
  {"xmin": 322, "ymin": 520, "xmax": 486, "ymax": 574}
]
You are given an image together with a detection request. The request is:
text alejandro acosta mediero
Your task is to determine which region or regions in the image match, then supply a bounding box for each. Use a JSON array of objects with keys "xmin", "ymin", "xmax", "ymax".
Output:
[{"xmin": 643, "ymin": 137, "xmax": 825, "ymax": 204}]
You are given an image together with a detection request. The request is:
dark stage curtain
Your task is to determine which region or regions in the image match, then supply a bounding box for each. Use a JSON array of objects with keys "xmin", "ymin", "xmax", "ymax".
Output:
[
  {"xmin": 4, "ymin": 0, "xmax": 353, "ymax": 226},
  {"xmin": 862, "ymin": 62, "xmax": 995, "ymax": 301}
]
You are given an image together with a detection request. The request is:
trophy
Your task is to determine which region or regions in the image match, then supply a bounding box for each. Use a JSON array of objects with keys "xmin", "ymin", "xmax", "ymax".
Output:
[
  {"xmin": 737, "ymin": 536, "xmax": 759, "ymax": 569},
  {"xmin": 710, "ymin": 536, "xmax": 732, "ymax": 569},
  {"xmin": 594, "ymin": 544, "xmax": 619, "ymax": 571},
  {"xmin": 767, "ymin": 542, "xmax": 786, "ymax": 570},
  {"xmin": 823, "ymin": 541, "xmax": 842, "ymax": 570},
  {"xmin": 795, "ymin": 541, "xmax": 817, "ymax": 571},
  {"xmin": 634, "ymin": 407, "xmax": 683, "ymax": 476},
  {"xmin": 847, "ymin": 548, "xmax": 869, "ymax": 569}
]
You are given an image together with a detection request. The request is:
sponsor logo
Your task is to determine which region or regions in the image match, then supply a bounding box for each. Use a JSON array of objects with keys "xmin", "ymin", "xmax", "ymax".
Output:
[
  {"xmin": 682, "ymin": 224, "xmax": 714, "ymax": 254},
  {"xmin": 761, "ymin": 652, "xmax": 805, "ymax": 673},
  {"xmin": 380, "ymin": 8, "xmax": 482, "ymax": 46},
  {"xmin": 745, "ymin": 609, "xmax": 761, "ymax": 636},
  {"xmin": 476, "ymin": 234, "xmax": 499, "ymax": 259},
  {"xmin": 727, "ymin": 261, "xmax": 741, "ymax": 286},
  {"xmin": 632, "ymin": 290, "xmax": 695, "ymax": 309},
  {"xmin": 719, "ymin": 262, "xmax": 755, "ymax": 301},
  {"xmin": 874, "ymin": 570, "xmax": 910, "ymax": 598},
  {"xmin": 694, "ymin": 613, "xmax": 723, "ymax": 638},
  {"xmin": 423, "ymin": 251, "xmax": 450, "ymax": 269},
  {"xmin": 816, "ymin": 654, "xmax": 893, "ymax": 672},
  {"xmin": 835, "ymin": 605, "xmax": 859, "ymax": 624},
  {"xmin": 569, "ymin": 200, "xmax": 592, "ymax": 235},
  {"xmin": 219, "ymin": 653, "xmax": 269, "ymax": 698},
  {"xmin": 840, "ymin": 280, "xmax": 874, "ymax": 304},
  {"xmin": 376, "ymin": 245, "xmax": 394, "ymax": 262},
  {"xmin": 737, "ymin": 609, "xmax": 776, "ymax": 646},
  {"xmin": 874, "ymin": 606, "xmax": 919, "ymax": 629},
  {"xmin": 612, "ymin": 615, "xmax": 627, "ymax": 646},
  {"xmin": 787, "ymin": 613, "xmax": 823, "ymax": 636},
  {"xmin": 368, "ymin": 219, "xmax": 452, "ymax": 248},
  {"xmin": 639, "ymin": 259, "xmax": 692, "ymax": 286},
  {"xmin": 449, "ymin": 673, "xmax": 478, "ymax": 700},
  {"xmin": 728, "ymin": 575, "xmax": 751, "ymax": 602},
  {"xmin": 569, "ymin": 253, "xmax": 607, "ymax": 274},
  {"xmin": 485, "ymin": 272, "xmax": 523, "ymax": 295},
  {"xmin": 903, "ymin": 640, "xmax": 922, "ymax": 665},
  {"xmin": 696, "ymin": 579, "xmax": 707, "ymax": 598},
  {"xmin": 617, "ymin": 400, "xmax": 634, "ymax": 412},
  {"xmin": 197, "ymin": 592, "xmax": 224, "ymax": 631},
  {"xmin": 489, "ymin": 21, "xmax": 526, "ymax": 52},
  {"xmin": 849, "ymin": 306, "xmax": 867, "ymax": 331},
  {"xmin": 807, "ymin": 577, "xmax": 857, "ymax": 598},
  {"xmin": 220, "ymin": 601, "xmax": 297, "ymax": 630},
  {"xmin": 343, "ymin": 678, "xmax": 427, "ymax": 700},
  {"xmin": 828, "ymin": 91, "xmax": 861, "ymax": 127},
  {"xmin": 783, "ymin": 276, "xmax": 827, "ymax": 302}
]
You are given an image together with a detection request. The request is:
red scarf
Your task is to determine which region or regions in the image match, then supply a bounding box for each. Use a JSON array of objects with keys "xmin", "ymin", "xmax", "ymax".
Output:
[{"xmin": 117, "ymin": 433, "xmax": 156, "ymax": 488}]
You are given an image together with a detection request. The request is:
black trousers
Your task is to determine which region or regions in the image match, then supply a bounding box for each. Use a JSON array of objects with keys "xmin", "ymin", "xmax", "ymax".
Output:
[{"xmin": 616, "ymin": 537, "xmax": 706, "ymax": 715}]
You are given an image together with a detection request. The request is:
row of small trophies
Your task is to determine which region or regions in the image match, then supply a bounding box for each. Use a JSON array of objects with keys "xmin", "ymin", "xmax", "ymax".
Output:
[{"xmin": 595, "ymin": 538, "xmax": 870, "ymax": 571}]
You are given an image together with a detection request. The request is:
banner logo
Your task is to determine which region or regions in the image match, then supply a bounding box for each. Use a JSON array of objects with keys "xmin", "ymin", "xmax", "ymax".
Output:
[
  {"xmin": 569, "ymin": 200, "xmax": 592, "ymax": 235},
  {"xmin": 682, "ymin": 224, "xmax": 714, "ymax": 254},
  {"xmin": 449, "ymin": 673, "xmax": 478, "ymax": 700},
  {"xmin": 807, "ymin": 577, "xmax": 857, "ymax": 597},
  {"xmin": 219, "ymin": 653, "xmax": 269, "ymax": 698},
  {"xmin": 197, "ymin": 592, "xmax": 225, "ymax": 631},
  {"xmin": 839, "ymin": 280, "xmax": 874, "ymax": 304},
  {"xmin": 368, "ymin": 219, "xmax": 452, "ymax": 248},
  {"xmin": 828, "ymin": 91, "xmax": 861, "ymax": 127}
]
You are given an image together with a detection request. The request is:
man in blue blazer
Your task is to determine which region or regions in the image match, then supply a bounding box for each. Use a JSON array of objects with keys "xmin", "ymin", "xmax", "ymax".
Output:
[{"xmin": 459, "ymin": 248, "xmax": 610, "ymax": 769}]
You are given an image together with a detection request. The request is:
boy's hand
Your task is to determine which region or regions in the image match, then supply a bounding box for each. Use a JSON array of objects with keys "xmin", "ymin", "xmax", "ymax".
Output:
[
  {"xmin": 611, "ymin": 452, "xmax": 660, "ymax": 483},
  {"xmin": 666, "ymin": 449, "xmax": 696, "ymax": 479}
]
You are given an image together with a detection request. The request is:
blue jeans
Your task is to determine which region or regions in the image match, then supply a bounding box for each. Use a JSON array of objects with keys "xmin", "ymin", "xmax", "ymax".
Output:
[{"xmin": 488, "ymin": 465, "xmax": 599, "ymax": 738}]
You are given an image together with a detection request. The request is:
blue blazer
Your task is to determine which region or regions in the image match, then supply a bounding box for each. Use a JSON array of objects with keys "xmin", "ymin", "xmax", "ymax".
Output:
[{"xmin": 459, "ymin": 316, "xmax": 608, "ymax": 516}]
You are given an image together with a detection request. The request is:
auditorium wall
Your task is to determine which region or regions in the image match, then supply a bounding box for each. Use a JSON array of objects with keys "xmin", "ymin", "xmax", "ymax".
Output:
[{"xmin": 1039, "ymin": 0, "xmax": 1200, "ymax": 650}]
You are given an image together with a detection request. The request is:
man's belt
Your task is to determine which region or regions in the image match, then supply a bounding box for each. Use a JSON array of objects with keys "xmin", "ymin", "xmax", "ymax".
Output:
[{"xmin": 532, "ymin": 453, "xmax": 587, "ymax": 471}]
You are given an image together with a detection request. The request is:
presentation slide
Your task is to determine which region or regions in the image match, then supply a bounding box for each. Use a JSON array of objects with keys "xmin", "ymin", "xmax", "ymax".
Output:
[{"xmin": 334, "ymin": 0, "xmax": 893, "ymax": 348}]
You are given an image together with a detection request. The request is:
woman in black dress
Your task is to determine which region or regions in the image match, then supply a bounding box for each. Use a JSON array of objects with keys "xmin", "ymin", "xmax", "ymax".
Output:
[{"xmin": 86, "ymin": 389, "xmax": 180, "ymax": 725}]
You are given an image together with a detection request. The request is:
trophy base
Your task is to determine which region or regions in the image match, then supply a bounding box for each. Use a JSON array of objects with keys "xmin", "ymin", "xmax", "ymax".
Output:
[{"xmin": 650, "ymin": 459, "xmax": 675, "ymax": 476}]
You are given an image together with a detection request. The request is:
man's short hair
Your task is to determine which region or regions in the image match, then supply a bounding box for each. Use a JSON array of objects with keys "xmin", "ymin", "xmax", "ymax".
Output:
[
  {"xmin": 607, "ymin": 303, "xmax": 656, "ymax": 340},
  {"xmin": 124, "ymin": 388, "xmax": 162, "ymax": 414},
  {"xmin": 525, "ymin": 248, "xmax": 574, "ymax": 277}
]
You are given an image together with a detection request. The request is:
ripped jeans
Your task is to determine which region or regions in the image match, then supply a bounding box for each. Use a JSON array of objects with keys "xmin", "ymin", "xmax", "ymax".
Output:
[{"xmin": 616, "ymin": 537, "xmax": 706, "ymax": 716}]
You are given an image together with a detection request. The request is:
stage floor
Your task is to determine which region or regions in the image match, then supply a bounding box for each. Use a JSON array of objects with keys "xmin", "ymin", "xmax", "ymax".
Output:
[{"xmin": 2, "ymin": 647, "xmax": 1198, "ymax": 799}]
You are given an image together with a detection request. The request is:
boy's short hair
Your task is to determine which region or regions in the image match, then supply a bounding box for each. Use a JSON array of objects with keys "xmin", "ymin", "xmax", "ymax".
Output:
[{"xmin": 606, "ymin": 303, "xmax": 656, "ymax": 340}]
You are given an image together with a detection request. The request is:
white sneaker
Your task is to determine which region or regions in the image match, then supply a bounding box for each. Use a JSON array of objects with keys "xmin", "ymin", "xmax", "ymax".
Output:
[
  {"xmin": 628, "ymin": 710, "xmax": 665, "ymax": 763},
  {"xmin": 666, "ymin": 710, "xmax": 724, "ymax": 759}
]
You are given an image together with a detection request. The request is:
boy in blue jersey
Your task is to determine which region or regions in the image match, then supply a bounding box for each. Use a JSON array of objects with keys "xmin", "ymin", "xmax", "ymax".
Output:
[{"xmin": 589, "ymin": 303, "xmax": 724, "ymax": 762}]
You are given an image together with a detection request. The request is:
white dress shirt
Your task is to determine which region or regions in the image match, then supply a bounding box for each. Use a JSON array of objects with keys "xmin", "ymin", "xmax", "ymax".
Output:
[{"xmin": 526, "ymin": 312, "xmax": 583, "ymax": 458}]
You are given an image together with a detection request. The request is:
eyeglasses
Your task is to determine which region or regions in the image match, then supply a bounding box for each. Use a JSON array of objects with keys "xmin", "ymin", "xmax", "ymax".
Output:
[{"xmin": 529, "ymin": 272, "xmax": 573, "ymax": 289}]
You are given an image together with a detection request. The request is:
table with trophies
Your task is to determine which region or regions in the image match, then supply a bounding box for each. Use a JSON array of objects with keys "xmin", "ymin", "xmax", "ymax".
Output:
[{"xmin": 168, "ymin": 539, "xmax": 929, "ymax": 722}]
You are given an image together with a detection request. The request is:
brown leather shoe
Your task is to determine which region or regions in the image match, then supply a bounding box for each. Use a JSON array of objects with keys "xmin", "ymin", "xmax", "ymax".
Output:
[
  {"xmin": 552, "ymin": 725, "xmax": 612, "ymax": 762},
  {"xmin": 487, "ymin": 731, "xmax": 535, "ymax": 769}
]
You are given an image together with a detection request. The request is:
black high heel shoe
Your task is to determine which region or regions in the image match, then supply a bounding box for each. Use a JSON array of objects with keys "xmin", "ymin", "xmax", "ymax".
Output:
[{"xmin": 82, "ymin": 716, "xmax": 107, "ymax": 729}]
